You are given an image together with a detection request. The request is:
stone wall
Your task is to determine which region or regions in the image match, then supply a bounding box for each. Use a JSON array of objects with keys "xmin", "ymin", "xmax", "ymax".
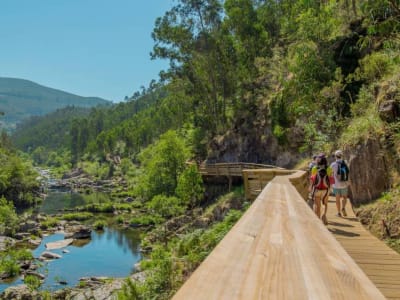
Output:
[{"xmin": 345, "ymin": 138, "xmax": 390, "ymax": 206}]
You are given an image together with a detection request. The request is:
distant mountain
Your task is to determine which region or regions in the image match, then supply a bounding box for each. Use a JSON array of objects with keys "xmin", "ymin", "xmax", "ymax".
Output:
[{"xmin": 0, "ymin": 77, "xmax": 111, "ymax": 130}]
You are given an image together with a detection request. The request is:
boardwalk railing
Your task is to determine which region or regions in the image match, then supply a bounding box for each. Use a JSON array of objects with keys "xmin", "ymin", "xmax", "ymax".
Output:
[
  {"xmin": 198, "ymin": 162, "xmax": 277, "ymax": 177},
  {"xmin": 173, "ymin": 170, "xmax": 385, "ymax": 300},
  {"xmin": 242, "ymin": 168, "xmax": 309, "ymax": 200}
]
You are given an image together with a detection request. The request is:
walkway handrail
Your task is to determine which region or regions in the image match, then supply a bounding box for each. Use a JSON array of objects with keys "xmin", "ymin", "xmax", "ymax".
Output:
[
  {"xmin": 199, "ymin": 162, "xmax": 279, "ymax": 177},
  {"xmin": 173, "ymin": 170, "xmax": 385, "ymax": 300}
]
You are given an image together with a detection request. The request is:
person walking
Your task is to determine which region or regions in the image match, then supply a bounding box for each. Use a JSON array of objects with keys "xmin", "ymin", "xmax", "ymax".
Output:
[
  {"xmin": 309, "ymin": 154, "xmax": 332, "ymax": 225},
  {"xmin": 330, "ymin": 150, "xmax": 350, "ymax": 217}
]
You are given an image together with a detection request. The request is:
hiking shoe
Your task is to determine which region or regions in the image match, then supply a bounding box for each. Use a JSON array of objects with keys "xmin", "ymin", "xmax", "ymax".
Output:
[
  {"xmin": 321, "ymin": 215, "xmax": 328, "ymax": 225},
  {"xmin": 341, "ymin": 208, "xmax": 347, "ymax": 217},
  {"xmin": 336, "ymin": 212, "xmax": 342, "ymax": 217}
]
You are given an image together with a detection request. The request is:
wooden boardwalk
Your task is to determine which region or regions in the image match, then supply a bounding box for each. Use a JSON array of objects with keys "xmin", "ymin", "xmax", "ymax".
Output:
[
  {"xmin": 326, "ymin": 197, "xmax": 400, "ymax": 299},
  {"xmin": 173, "ymin": 164, "xmax": 400, "ymax": 299},
  {"xmin": 173, "ymin": 172, "xmax": 385, "ymax": 299}
]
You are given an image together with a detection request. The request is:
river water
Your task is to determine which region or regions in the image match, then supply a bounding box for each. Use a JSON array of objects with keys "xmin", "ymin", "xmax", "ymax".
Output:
[{"xmin": 0, "ymin": 191, "xmax": 142, "ymax": 292}]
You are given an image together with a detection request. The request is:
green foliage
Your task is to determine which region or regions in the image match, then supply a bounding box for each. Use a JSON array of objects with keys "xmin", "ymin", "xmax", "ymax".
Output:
[
  {"xmin": 40, "ymin": 217, "xmax": 59, "ymax": 230},
  {"xmin": 353, "ymin": 51, "xmax": 396, "ymax": 82},
  {"xmin": 130, "ymin": 215, "xmax": 161, "ymax": 227},
  {"xmin": 341, "ymin": 86, "xmax": 384, "ymax": 146},
  {"xmin": 176, "ymin": 164, "xmax": 204, "ymax": 208},
  {"xmin": 0, "ymin": 196, "xmax": 18, "ymax": 235},
  {"xmin": 138, "ymin": 130, "xmax": 189, "ymax": 200},
  {"xmin": 121, "ymin": 209, "xmax": 244, "ymax": 299},
  {"xmin": 14, "ymin": 249, "xmax": 33, "ymax": 261},
  {"xmin": 272, "ymin": 124, "xmax": 287, "ymax": 145},
  {"xmin": 0, "ymin": 249, "xmax": 31, "ymax": 277},
  {"xmin": 62, "ymin": 212, "xmax": 93, "ymax": 221},
  {"xmin": 93, "ymin": 220, "xmax": 107, "ymax": 230},
  {"xmin": 116, "ymin": 278, "xmax": 140, "ymax": 300},
  {"xmin": 147, "ymin": 195, "xmax": 184, "ymax": 219},
  {"xmin": 24, "ymin": 274, "xmax": 41, "ymax": 290},
  {"xmin": 0, "ymin": 149, "xmax": 40, "ymax": 208}
]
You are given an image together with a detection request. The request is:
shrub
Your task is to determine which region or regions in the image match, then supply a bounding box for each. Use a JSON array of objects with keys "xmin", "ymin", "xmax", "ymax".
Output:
[
  {"xmin": 93, "ymin": 220, "xmax": 106, "ymax": 230},
  {"xmin": 62, "ymin": 212, "xmax": 93, "ymax": 221},
  {"xmin": 24, "ymin": 274, "xmax": 41, "ymax": 290}
]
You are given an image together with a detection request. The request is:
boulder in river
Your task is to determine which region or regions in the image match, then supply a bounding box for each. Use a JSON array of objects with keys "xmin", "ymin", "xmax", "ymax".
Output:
[
  {"xmin": 40, "ymin": 251, "xmax": 62, "ymax": 260},
  {"xmin": 64, "ymin": 226, "xmax": 92, "ymax": 239},
  {"xmin": 45, "ymin": 238, "xmax": 73, "ymax": 250}
]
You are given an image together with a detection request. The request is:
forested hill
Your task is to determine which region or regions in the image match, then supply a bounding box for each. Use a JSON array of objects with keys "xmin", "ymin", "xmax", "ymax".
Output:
[
  {"xmin": 12, "ymin": 1, "xmax": 400, "ymax": 173},
  {"xmin": 0, "ymin": 77, "xmax": 110, "ymax": 130}
]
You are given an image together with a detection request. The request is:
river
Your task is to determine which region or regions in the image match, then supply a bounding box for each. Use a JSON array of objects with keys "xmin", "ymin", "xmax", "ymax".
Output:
[{"xmin": 0, "ymin": 190, "xmax": 142, "ymax": 292}]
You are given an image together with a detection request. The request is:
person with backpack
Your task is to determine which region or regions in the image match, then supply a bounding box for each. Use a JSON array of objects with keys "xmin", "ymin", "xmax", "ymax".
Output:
[
  {"xmin": 330, "ymin": 150, "xmax": 350, "ymax": 217},
  {"xmin": 309, "ymin": 154, "xmax": 333, "ymax": 225}
]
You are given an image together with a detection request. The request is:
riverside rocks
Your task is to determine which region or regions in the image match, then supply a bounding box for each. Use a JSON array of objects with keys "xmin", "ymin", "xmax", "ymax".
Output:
[
  {"xmin": 0, "ymin": 284, "xmax": 39, "ymax": 300},
  {"xmin": 0, "ymin": 236, "xmax": 16, "ymax": 251}
]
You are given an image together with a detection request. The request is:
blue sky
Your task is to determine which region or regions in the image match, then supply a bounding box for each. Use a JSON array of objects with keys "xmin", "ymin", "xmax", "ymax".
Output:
[{"xmin": 0, "ymin": 0, "xmax": 174, "ymax": 102}]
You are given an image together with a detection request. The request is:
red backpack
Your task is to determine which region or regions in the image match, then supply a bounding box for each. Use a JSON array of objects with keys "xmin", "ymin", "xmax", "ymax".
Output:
[{"xmin": 313, "ymin": 168, "xmax": 330, "ymax": 190}]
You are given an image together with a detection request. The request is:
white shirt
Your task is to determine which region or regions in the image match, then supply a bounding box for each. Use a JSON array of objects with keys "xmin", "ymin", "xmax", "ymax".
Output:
[{"xmin": 330, "ymin": 159, "xmax": 349, "ymax": 189}]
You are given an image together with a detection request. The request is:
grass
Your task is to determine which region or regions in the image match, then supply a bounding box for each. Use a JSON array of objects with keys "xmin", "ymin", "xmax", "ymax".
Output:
[{"xmin": 356, "ymin": 191, "xmax": 400, "ymax": 254}]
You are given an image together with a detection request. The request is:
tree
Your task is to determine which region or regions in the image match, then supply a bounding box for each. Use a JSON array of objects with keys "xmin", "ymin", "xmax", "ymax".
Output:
[
  {"xmin": 0, "ymin": 196, "xmax": 18, "ymax": 235},
  {"xmin": 138, "ymin": 130, "xmax": 188, "ymax": 199},
  {"xmin": 176, "ymin": 164, "xmax": 204, "ymax": 208}
]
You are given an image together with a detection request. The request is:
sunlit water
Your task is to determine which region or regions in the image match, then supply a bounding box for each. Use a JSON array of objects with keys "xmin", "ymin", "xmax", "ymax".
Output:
[{"xmin": 0, "ymin": 191, "xmax": 141, "ymax": 292}]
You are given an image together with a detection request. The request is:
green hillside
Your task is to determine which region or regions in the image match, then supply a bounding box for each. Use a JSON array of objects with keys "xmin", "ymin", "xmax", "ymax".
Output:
[{"xmin": 0, "ymin": 77, "xmax": 110, "ymax": 130}]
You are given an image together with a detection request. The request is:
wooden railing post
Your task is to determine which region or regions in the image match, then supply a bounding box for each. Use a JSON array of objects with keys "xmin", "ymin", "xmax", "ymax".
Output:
[{"xmin": 242, "ymin": 170, "xmax": 250, "ymax": 200}]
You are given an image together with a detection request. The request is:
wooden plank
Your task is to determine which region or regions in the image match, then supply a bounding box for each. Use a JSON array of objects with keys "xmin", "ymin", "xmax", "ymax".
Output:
[{"xmin": 327, "ymin": 196, "xmax": 400, "ymax": 299}]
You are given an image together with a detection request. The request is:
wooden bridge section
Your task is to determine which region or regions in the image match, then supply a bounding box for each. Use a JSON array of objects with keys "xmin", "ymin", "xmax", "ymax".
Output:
[
  {"xmin": 326, "ymin": 198, "xmax": 400, "ymax": 299},
  {"xmin": 173, "ymin": 165, "xmax": 400, "ymax": 299}
]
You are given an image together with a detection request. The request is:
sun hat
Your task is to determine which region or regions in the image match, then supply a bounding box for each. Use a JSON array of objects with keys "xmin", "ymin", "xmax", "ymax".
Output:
[{"xmin": 335, "ymin": 150, "xmax": 343, "ymax": 158}]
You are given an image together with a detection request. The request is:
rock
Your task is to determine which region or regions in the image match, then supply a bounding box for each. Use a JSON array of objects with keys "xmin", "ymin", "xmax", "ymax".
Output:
[
  {"xmin": 0, "ymin": 236, "xmax": 16, "ymax": 251},
  {"xmin": 45, "ymin": 238, "xmax": 73, "ymax": 250},
  {"xmin": 345, "ymin": 139, "xmax": 390, "ymax": 206},
  {"xmin": 25, "ymin": 270, "xmax": 46, "ymax": 280},
  {"xmin": 28, "ymin": 238, "xmax": 42, "ymax": 247},
  {"xmin": 62, "ymin": 168, "xmax": 84, "ymax": 179},
  {"xmin": 1, "ymin": 284, "xmax": 39, "ymax": 300},
  {"xmin": 64, "ymin": 226, "xmax": 92, "ymax": 239},
  {"xmin": 19, "ymin": 220, "xmax": 39, "ymax": 233},
  {"xmin": 19, "ymin": 261, "xmax": 31, "ymax": 270},
  {"xmin": 14, "ymin": 232, "xmax": 31, "ymax": 240},
  {"xmin": 40, "ymin": 251, "xmax": 62, "ymax": 259},
  {"xmin": 0, "ymin": 271, "xmax": 10, "ymax": 280},
  {"xmin": 379, "ymin": 99, "xmax": 399, "ymax": 122},
  {"xmin": 124, "ymin": 197, "xmax": 134, "ymax": 203},
  {"xmin": 134, "ymin": 262, "xmax": 141, "ymax": 272}
]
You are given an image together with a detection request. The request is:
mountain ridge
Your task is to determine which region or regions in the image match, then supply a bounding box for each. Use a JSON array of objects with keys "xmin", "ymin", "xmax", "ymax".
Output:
[{"xmin": 0, "ymin": 77, "xmax": 111, "ymax": 130}]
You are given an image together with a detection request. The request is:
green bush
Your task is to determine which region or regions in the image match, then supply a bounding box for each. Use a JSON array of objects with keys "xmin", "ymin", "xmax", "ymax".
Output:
[
  {"xmin": 130, "ymin": 215, "xmax": 161, "ymax": 227},
  {"xmin": 93, "ymin": 220, "xmax": 106, "ymax": 230},
  {"xmin": 40, "ymin": 217, "xmax": 59, "ymax": 230},
  {"xmin": 62, "ymin": 212, "xmax": 93, "ymax": 221},
  {"xmin": 24, "ymin": 274, "xmax": 41, "ymax": 290}
]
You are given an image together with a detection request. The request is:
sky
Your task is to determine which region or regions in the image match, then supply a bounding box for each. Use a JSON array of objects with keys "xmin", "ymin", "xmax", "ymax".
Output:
[{"xmin": 0, "ymin": 0, "xmax": 175, "ymax": 102}]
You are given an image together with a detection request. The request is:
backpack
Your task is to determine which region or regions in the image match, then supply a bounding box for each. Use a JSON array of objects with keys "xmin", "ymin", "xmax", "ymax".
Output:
[
  {"xmin": 313, "ymin": 168, "xmax": 330, "ymax": 190},
  {"xmin": 337, "ymin": 161, "xmax": 349, "ymax": 182}
]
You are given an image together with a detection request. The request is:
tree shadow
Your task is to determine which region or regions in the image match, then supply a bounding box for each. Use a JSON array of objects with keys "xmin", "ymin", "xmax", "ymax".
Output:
[
  {"xmin": 328, "ymin": 227, "xmax": 360, "ymax": 237},
  {"xmin": 328, "ymin": 221, "xmax": 354, "ymax": 228}
]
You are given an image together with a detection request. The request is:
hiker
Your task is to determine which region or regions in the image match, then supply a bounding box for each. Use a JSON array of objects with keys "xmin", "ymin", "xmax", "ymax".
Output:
[
  {"xmin": 308, "ymin": 155, "xmax": 317, "ymax": 172},
  {"xmin": 309, "ymin": 154, "xmax": 332, "ymax": 225},
  {"xmin": 307, "ymin": 155, "xmax": 318, "ymax": 208},
  {"xmin": 330, "ymin": 150, "xmax": 350, "ymax": 217}
]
